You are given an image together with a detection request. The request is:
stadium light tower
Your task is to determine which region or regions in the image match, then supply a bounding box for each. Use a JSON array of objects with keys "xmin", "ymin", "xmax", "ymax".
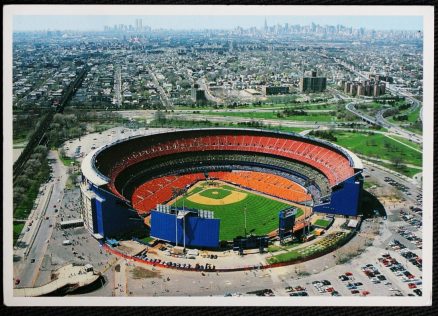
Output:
[
  {"xmin": 244, "ymin": 206, "xmax": 247, "ymax": 237},
  {"xmin": 175, "ymin": 208, "xmax": 178, "ymax": 247}
]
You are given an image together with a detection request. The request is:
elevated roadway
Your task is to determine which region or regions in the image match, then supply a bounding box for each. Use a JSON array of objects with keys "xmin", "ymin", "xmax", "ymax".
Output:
[{"xmin": 14, "ymin": 264, "xmax": 99, "ymax": 297}]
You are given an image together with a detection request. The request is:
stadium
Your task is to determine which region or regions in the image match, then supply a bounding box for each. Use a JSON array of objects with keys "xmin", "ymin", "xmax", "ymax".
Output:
[{"xmin": 80, "ymin": 128, "xmax": 364, "ymax": 251}]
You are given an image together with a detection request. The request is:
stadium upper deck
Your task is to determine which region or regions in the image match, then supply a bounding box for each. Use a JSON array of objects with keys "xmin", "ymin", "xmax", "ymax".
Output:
[{"xmin": 84, "ymin": 129, "xmax": 362, "ymax": 188}]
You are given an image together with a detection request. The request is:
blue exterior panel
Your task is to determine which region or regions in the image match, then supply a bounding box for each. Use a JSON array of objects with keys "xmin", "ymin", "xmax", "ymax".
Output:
[
  {"xmin": 314, "ymin": 173, "xmax": 363, "ymax": 216},
  {"xmin": 90, "ymin": 185, "xmax": 144, "ymax": 238},
  {"xmin": 150, "ymin": 211, "xmax": 220, "ymax": 248},
  {"xmin": 94, "ymin": 195, "xmax": 105, "ymax": 236}
]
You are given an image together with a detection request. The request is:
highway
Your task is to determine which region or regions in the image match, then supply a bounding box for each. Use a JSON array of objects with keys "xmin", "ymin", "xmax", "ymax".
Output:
[
  {"xmin": 322, "ymin": 54, "xmax": 423, "ymax": 143},
  {"xmin": 345, "ymin": 102, "xmax": 422, "ymax": 144},
  {"xmin": 14, "ymin": 150, "xmax": 69, "ymax": 287}
]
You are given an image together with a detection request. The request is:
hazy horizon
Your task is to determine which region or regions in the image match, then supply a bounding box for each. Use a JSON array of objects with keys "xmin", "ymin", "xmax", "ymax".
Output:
[{"xmin": 13, "ymin": 15, "xmax": 423, "ymax": 32}]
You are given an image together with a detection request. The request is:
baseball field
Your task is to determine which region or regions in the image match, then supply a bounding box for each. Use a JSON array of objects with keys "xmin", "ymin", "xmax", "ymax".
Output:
[{"xmin": 171, "ymin": 181, "xmax": 304, "ymax": 241}]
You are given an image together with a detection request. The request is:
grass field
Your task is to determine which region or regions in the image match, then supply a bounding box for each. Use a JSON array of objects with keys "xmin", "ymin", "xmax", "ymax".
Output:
[
  {"xmin": 172, "ymin": 184, "xmax": 303, "ymax": 241},
  {"xmin": 387, "ymin": 107, "xmax": 421, "ymax": 124},
  {"xmin": 391, "ymin": 135, "xmax": 422, "ymax": 151},
  {"xmin": 366, "ymin": 158, "xmax": 421, "ymax": 178},
  {"xmin": 203, "ymin": 111, "xmax": 348, "ymax": 122},
  {"xmin": 331, "ymin": 132, "xmax": 422, "ymax": 167},
  {"xmin": 313, "ymin": 219, "xmax": 331, "ymax": 229}
]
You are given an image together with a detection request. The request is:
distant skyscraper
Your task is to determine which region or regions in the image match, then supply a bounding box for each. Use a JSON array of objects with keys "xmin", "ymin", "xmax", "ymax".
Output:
[
  {"xmin": 135, "ymin": 19, "xmax": 142, "ymax": 31},
  {"xmin": 264, "ymin": 18, "xmax": 268, "ymax": 33}
]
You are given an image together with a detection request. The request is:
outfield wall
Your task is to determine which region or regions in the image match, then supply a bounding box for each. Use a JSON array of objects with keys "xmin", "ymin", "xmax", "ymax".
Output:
[{"xmin": 150, "ymin": 210, "xmax": 220, "ymax": 248}]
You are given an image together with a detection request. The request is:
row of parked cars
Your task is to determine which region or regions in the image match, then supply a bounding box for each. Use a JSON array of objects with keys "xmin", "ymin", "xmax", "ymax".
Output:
[
  {"xmin": 338, "ymin": 272, "xmax": 370, "ymax": 296},
  {"xmin": 386, "ymin": 241, "xmax": 422, "ymax": 271},
  {"xmin": 378, "ymin": 253, "xmax": 422, "ymax": 296},
  {"xmin": 247, "ymin": 289, "xmax": 275, "ymax": 296},
  {"xmin": 410, "ymin": 206, "xmax": 422, "ymax": 216},
  {"xmin": 135, "ymin": 252, "xmax": 191, "ymax": 269},
  {"xmin": 286, "ymin": 285, "xmax": 309, "ymax": 296},
  {"xmin": 361, "ymin": 263, "xmax": 387, "ymax": 284},
  {"xmin": 397, "ymin": 227, "xmax": 423, "ymax": 249},
  {"xmin": 135, "ymin": 250, "xmax": 217, "ymax": 270},
  {"xmin": 400, "ymin": 210, "xmax": 422, "ymax": 229},
  {"xmin": 383, "ymin": 177, "xmax": 410, "ymax": 194},
  {"xmin": 311, "ymin": 280, "xmax": 340, "ymax": 296}
]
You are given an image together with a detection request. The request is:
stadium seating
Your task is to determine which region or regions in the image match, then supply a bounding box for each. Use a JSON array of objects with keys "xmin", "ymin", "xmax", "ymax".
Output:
[
  {"xmin": 106, "ymin": 134, "xmax": 354, "ymax": 190},
  {"xmin": 132, "ymin": 173, "xmax": 205, "ymax": 214},
  {"xmin": 208, "ymin": 171, "xmax": 312, "ymax": 203}
]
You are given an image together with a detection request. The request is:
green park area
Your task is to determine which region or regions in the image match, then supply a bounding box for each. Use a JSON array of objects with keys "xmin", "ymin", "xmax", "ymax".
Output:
[
  {"xmin": 313, "ymin": 219, "xmax": 332, "ymax": 229},
  {"xmin": 390, "ymin": 135, "xmax": 422, "ymax": 151},
  {"xmin": 331, "ymin": 131, "xmax": 422, "ymax": 168},
  {"xmin": 267, "ymin": 231, "xmax": 349, "ymax": 264},
  {"xmin": 203, "ymin": 110, "xmax": 348, "ymax": 122}
]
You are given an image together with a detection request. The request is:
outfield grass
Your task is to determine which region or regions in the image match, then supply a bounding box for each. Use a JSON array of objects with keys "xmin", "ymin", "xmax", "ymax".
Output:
[
  {"xmin": 173, "ymin": 184, "xmax": 302, "ymax": 241},
  {"xmin": 331, "ymin": 132, "xmax": 422, "ymax": 167}
]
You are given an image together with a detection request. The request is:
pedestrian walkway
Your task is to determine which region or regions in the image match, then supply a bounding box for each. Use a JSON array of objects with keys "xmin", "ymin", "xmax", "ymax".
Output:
[{"xmin": 14, "ymin": 264, "xmax": 99, "ymax": 297}]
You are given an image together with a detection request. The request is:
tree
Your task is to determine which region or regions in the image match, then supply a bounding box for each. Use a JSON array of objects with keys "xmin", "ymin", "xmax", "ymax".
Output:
[
  {"xmin": 154, "ymin": 110, "xmax": 167, "ymax": 124},
  {"xmin": 392, "ymin": 156, "xmax": 405, "ymax": 169}
]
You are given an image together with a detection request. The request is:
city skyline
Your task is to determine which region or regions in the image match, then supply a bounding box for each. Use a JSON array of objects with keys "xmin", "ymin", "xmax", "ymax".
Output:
[{"xmin": 13, "ymin": 15, "xmax": 423, "ymax": 32}]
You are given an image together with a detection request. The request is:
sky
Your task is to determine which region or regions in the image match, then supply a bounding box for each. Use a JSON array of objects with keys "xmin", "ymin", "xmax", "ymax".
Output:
[{"xmin": 13, "ymin": 15, "xmax": 423, "ymax": 32}]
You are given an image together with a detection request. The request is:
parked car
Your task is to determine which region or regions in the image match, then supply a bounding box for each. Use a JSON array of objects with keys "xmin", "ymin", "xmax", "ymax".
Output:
[{"xmin": 413, "ymin": 289, "xmax": 422, "ymax": 296}]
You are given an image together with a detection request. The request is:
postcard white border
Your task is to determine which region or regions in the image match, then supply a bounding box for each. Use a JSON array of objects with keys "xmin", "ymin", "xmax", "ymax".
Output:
[{"xmin": 3, "ymin": 4, "xmax": 434, "ymax": 307}]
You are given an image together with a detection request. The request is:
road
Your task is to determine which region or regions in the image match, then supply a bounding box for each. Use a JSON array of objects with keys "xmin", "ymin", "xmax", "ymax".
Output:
[
  {"xmin": 197, "ymin": 77, "xmax": 224, "ymax": 104},
  {"xmin": 345, "ymin": 102, "xmax": 422, "ymax": 144},
  {"xmin": 113, "ymin": 66, "xmax": 122, "ymax": 107},
  {"xmin": 323, "ymin": 54, "xmax": 423, "ymax": 143},
  {"xmin": 148, "ymin": 66, "xmax": 173, "ymax": 109},
  {"xmin": 14, "ymin": 150, "xmax": 69, "ymax": 287}
]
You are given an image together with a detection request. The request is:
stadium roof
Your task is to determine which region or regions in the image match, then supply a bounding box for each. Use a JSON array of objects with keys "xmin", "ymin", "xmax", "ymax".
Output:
[
  {"xmin": 81, "ymin": 148, "xmax": 110, "ymax": 186},
  {"xmin": 334, "ymin": 147, "xmax": 364, "ymax": 170}
]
